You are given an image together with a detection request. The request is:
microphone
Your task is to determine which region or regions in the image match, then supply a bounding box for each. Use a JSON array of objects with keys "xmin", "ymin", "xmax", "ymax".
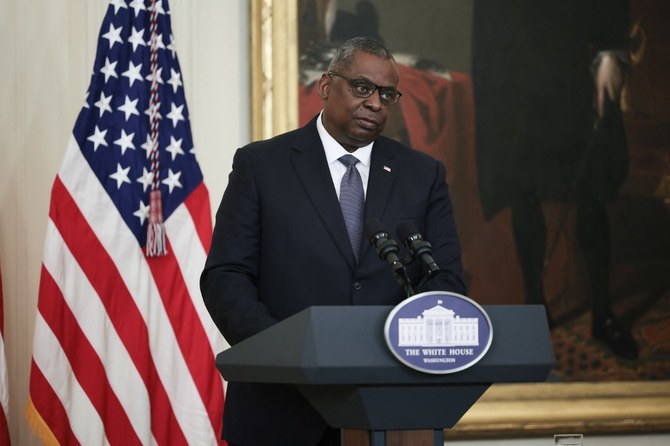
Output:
[
  {"xmin": 397, "ymin": 222, "xmax": 440, "ymax": 281},
  {"xmin": 364, "ymin": 219, "xmax": 414, "ymax": 297},
  {"xmin": 364, "ymin": 219, "xmax": 403, "ymax": 272}
]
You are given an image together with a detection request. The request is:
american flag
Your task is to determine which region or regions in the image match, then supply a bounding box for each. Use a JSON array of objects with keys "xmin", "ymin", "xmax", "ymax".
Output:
[
  {"xmin": 0, "ymin": 266, "xmax": 9, "ymax": 445},
  {"xmin": 26, "ymin": 0, "xmax": 225, "ymax": 444}
]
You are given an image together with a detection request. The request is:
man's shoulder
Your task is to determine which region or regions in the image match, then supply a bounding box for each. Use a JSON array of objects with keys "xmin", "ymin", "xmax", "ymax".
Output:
[
  {"xmin": 375, "ymin": 135, "xmax": 441, "ymax": 166},
  {"xmin": 243, "ymin": 127, "xmax": 301, "ymax": 151},
  {"xmin": 241, "ymin": 119, "xmax": 318, "ymax": 156}
]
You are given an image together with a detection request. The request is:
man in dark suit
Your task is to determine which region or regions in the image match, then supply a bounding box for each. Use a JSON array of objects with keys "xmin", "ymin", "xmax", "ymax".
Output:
[
  {"xmin": 473, "ymin": 0, "xmax": 637, "ymax": 359},
  {"xmin": 201, "ymin": 37, "xmax": 466, "ymax": 446}
]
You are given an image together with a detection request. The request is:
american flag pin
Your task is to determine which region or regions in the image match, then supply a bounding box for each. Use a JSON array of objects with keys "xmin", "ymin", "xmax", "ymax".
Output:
[{"xmin": 383, "ymin": 165, "xmax": 391, "ymax": 172}]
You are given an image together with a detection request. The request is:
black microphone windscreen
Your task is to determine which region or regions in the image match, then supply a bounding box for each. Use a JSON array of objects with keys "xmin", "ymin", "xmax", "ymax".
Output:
[
  {"xmin": 364, "ymin": 218, "xmax": 387, "ymax": 240},
  {"xmin": 397, "ymin": 222, "xmax": 420, "ymax": 241}
]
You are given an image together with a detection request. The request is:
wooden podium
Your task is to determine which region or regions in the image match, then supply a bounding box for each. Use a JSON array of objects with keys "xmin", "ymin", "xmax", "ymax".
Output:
[{"xmin": 216, "ymin": 305, "xmax": 554, "ymax": 445}]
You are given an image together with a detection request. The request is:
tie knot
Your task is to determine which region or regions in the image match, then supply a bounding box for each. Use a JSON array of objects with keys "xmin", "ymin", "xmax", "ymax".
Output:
[{"xmin": 339, "ymin": 154, "xmax": 359, "ymax": 168}]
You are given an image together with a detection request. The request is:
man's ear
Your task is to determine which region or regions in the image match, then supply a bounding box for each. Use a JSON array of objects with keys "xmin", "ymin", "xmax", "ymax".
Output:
[{"xmin": 317, "ymin": 74, "xmax": 330, "ymax": 99}]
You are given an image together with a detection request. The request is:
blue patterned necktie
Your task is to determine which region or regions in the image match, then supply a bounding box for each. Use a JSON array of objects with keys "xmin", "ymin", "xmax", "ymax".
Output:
[{"xmin": 338, "ymin": 154, "xmax": 365, "ymax": 261}]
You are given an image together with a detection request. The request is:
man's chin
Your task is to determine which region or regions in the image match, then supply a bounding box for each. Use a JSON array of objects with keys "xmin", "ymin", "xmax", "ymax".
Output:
[{"xmin": 347, "ymin": 130, "xmax": 382, "ymax": 148}]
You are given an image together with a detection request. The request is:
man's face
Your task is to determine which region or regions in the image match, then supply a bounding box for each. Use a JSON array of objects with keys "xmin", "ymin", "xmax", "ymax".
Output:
[{"xmin": 318, "ymin": 52, "xmax": 399, "ymax": 152}]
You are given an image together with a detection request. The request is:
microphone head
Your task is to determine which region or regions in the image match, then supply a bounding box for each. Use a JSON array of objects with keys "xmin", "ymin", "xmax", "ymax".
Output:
[
  {"xmin": 397, "ymin": 222, "xmax": 421, "ymax": 242},
  {"xmin": 364, "ymin": 218, "xmax": 388, "ymax": 241}
]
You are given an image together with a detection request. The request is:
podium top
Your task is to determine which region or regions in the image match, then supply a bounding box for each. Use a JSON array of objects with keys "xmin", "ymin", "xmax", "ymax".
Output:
[{"xmin": 216, "ymin": 305, "xmax": 554, "ymax": 386}]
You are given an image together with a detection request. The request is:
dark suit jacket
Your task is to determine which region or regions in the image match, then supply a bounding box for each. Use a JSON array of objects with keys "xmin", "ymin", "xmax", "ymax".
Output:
[
  {"xmin": 473, "ymin": 0, "xmax": 630, "ymax": 218},
  {"xmin": 201, "ymin": 116, "xmax": 466, "ymax": 445}
]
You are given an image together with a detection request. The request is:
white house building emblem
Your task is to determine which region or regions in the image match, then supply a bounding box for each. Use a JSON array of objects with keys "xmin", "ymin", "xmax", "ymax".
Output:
[{"xmin": 384, "ymin": 291, "xmax": 493, "ymax": 374}]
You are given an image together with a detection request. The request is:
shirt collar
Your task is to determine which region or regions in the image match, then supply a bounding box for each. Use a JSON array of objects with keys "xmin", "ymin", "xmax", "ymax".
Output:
[{"xmin": 317, "ymin": 111, "xmax": 373, "ymax": 167}]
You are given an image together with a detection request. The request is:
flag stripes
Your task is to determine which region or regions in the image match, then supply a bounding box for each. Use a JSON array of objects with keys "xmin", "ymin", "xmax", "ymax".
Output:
[
  {"xmin": 29, "ymin": 138, "xmax": 223, "ymax": 444},
  {"xmin": 28, "ymin": 361, "xmax": 80, "ymax": 445},
  {"xmin": 0, "ymin": 266, "xmax": 11, "ymax": 445},
  {"xmin": 40, "ymin": 180, "xmax": 187, "ymax": 444}
]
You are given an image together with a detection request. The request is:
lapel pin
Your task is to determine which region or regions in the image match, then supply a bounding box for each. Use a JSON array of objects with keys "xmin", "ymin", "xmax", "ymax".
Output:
[{"xmin": 383, "ymin": 165, "xmax": 391, "ymax": 172}]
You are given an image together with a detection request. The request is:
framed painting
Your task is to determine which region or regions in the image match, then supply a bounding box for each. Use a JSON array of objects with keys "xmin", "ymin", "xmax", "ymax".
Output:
[{"xmin": 250, "ymin": 0, "xmax": 670, "ymax": 437}]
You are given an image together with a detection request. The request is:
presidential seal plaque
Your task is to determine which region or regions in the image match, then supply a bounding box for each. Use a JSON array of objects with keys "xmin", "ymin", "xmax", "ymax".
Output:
[{"xmin": 384, "ymin": 291, "xmax": 493, "ymax": 374}]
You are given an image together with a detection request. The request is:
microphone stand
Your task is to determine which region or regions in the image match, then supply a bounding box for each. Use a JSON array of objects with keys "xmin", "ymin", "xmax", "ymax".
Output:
[
  {"xmin": 416, "ymin": 257, "xmax": 440, "ymax": 290},
  {"xmin": 375, "ymin": 238, "xmax": 415, "ymax": 298},
  {"xmin": 396, "ymin": 266, "xmax": 415, "ymax": 298}
]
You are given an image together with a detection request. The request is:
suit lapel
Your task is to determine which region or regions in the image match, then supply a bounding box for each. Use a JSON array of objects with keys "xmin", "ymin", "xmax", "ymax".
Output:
[
  {"xmin": 361, "ymin": 139, "xmax": 399, "ymax": 259},
  {"xmin": 365, "ymin": 140, "xmax": 398, "ymax": 220},
  {"xmin": 290, "ymin": 120, "xmax": 357, "ymax": 268}
]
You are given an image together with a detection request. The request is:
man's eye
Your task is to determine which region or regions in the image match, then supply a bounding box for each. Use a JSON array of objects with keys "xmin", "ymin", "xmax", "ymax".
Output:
[
  {"xmin": 353, "ymin": 82, "xmax": 374, "ymax": 95},
  {"xmin": 380, "ymin": 91, "xmax": 393, "ymax": 101}
]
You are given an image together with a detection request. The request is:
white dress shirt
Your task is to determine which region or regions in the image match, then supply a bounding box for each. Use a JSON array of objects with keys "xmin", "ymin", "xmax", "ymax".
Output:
[{"xmin": 316, "ymin": 111, "xmax": 372, "ymax": 200}]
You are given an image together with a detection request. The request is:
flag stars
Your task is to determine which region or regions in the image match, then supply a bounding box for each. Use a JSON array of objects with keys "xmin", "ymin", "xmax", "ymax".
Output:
[
  {"xmin": 114, "ymin": 129, "xmax": 136, "ymax": 155},
  {"xmin": 162, "ymin": 169, "xmax": 183, "ymax": 193},
  {"xmin": 148, "ymin": 33, "xmax": 166, "ymax": 51},
  {"xmin": 165, "ymin": 136, "xmax": 185, "ymax": 160},
  {"xmin": 72, "ymin": 0, "xmax": 195, "ymax": 238},
  {"xmin": 95, "ymin": 92, "xmax": 113, "ymax": 117},
  {"xmin": 127, "ymin": 27, "xmax": 146, "ymax": 53},
  {"xmin": 128, "ymin": 0, "xmax": 146, "ymax": 17},
  {"xmin": 146, "ymin": 67, "xmax": 164, "ymax": 85},
  {"xmin": 141, "ymin": 135, "xmax": 154, "ymax": 159},
  {"xmin": 100, "ymin": 57, "xmax": 119, "ymax": 83},
  {"xmin": 166, "ymin": 102, "xmax": 185, "ymax": 128},
  {"xmin": 167, "ymin": 35, "xmax": 177, "ymax": 59},
  {"xmin": 87, "ymin": 126, "xmax": 108, "ymax": 152},
  {"xmin": 117, "ymin": 95, "xmax": 140, "ymax": 122},
  {"xmin": 136, "ymin": 167, "xmax": 154, "ymax": 192},
  {"xmin": 144, "ymin": 102, "xmax": 162, "ymax": 121},
  {"xmin": 167, "ymin": 68, "xmax": 182, "ymax": 93},
  {"xmin": 101, "ymin": 23, "xmax": 123, "ymax": 49},
  {"xmin": 109, "ymin": 0, "xmax": 127, "ymax": 15},
  {"xmin": 133, "ymin": 200, "xmax": 150, "ymax": 225},
  {"xmin": 122, "ymin": 61, "xmax": 144, "ymax": 87},
  {"xmin": 109, "ymin": 163, "xmax": 131, "ymax": 189},
  {"xmin": 153, "ymin": 1, "xmax": 167, "ymax": 16},
  {"xmin": 155, "ymin": 34, "xmax": 167, "ymax": 51}
]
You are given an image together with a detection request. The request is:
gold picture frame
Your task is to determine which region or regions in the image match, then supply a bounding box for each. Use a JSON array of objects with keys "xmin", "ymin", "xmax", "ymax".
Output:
[
  {"xmin": 250, "ymin": 0, "xmax": 298, "ymax": 140},
  {"xmin": 250, "ymin": 0, "xmax": 670, "ymax": 437}
]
